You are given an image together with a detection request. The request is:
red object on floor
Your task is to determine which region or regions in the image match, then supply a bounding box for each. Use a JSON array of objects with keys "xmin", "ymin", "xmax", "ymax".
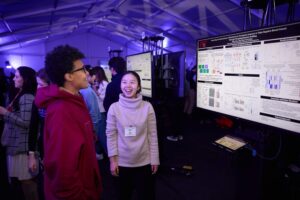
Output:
[{"xmin": 215, "ymin": 116, "xmax": 233, "ymax": 128}]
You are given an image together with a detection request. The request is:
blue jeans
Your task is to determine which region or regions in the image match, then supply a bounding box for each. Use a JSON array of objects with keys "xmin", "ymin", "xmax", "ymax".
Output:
[{"xmin": 97, "ymin": 112, "xmax": 107, "ymax": 155}]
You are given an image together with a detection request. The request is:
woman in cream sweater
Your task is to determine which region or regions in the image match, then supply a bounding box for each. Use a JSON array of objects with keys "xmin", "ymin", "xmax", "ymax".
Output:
[{"xmin": 106, "ymin": 71, "xmax": 159, "ymax": 200}]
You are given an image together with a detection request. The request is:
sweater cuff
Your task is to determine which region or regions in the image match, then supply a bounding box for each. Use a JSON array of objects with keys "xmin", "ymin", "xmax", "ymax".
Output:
[
  {"xmin": 108, "ymin": 151, "xmax": 118, "ymax": 158},
  {"xmin": 151, "ymin": 157, "xmax": 160, "ymax": 165}
]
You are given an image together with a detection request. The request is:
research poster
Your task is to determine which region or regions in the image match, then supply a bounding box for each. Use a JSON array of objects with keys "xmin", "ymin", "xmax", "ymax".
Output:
[{"xmin": 197, "ymin": 22, "xmax": 300, "ymax": 133}]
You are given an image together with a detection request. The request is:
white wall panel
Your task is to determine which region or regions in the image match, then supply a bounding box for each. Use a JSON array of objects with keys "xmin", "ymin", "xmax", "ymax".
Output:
[
  {"xmin": 45, "ymin": 32, "xmax": 125, "ymax": 67},
  {"xmin": 0, "ymin": 43, "xmax": 45, "ymax": 75}
]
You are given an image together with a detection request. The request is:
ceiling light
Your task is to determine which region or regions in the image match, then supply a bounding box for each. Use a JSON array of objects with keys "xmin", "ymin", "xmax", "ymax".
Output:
[{"xmin": 5, "ymin": 61, "xmax": 12, "ymax": 69}]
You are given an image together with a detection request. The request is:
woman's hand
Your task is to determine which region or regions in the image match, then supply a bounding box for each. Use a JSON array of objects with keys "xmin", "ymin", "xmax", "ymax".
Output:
[
  {"xmin": 28, "ymin": 153, "xmax": 38, "ymax": 173},
  {"xmin": 109, "ymin": 156, "xmax": 119, "ymax": 177},
  {"xmin": 0, "ymin": 106, "xmax": 8, "ymax": 115},
  {"xmin": 151, "ymin": 165, "xmax": 159, "ymax": 175}
]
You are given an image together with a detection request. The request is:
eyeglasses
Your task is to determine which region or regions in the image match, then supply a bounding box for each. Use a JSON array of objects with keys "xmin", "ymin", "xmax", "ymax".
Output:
[{"xmin": 70, "ymin": 67, "xmax": 87, "ymax": 74}]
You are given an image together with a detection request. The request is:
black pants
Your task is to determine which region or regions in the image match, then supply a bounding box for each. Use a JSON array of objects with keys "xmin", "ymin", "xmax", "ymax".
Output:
[{"xmin": 119, "ymin": 165, "xmax": 155, "ymax": 200}]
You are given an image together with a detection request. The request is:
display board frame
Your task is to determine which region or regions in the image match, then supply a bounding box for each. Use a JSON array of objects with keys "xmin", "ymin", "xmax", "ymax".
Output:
[{"xmin": 196, "ymin": 22, "xmax": 300, "ymax": 134}]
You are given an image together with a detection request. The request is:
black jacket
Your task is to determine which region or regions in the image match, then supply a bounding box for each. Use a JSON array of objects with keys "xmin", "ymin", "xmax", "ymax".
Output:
[{"xmin": 103, "ymin": 73, "xmax": 124, "ymax": 112}]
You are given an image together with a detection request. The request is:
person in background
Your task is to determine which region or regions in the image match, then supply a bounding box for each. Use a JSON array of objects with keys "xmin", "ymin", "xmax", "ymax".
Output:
[
  {"xmin": 0, "ymin": 68, "xmax": 8, "ymax": 107},
  {"xmin": 106, "ymin": 71, "xmax": 159, "ymax": 200},
  {"xmin": 90, "ymin": 66, "xmax": 109, "ymax": 155},
  {"xmin": 183, "ymin": 65, "xmax": 196, "ymax": 116},
  {"xmin": 28, "ymin": 68, "xmax": 50, "ymax": 169},
  {"xmin": 35, "ymin": 45, "xmax": 102, "ymax": 200},
  {"xmin": 80, "ymin": 65, "xmax": 103, "ymax": 160},
  {"xmin": 0, "ymin": 67, "xmax": 9, "ymax": 199},
  {"xmin": 7, "ymin": 70, "xmax": 19, "ymax": 105},
  {"xmin": 0, "ymin": 67, "xmax": 8, "ymax": 138},
  {"xmin": 28, "ymin": 68, "xmax": 50, "ymax": 200},
  {"xmin": 103, "ymin": 57, "xmax": 126, "ymax": 112},
  {"xmin": 0, "ymin": 66, "xmax": 39, "ymax": 200},
  {"xmin": 165, "ymin": 65, "xmax": 197, "ymax": 143}
]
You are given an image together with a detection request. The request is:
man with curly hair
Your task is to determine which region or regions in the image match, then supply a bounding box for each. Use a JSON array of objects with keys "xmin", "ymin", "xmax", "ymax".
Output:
[{"xmin": 35, "ymin": 45, "xmax": 102, "ymax": 200}]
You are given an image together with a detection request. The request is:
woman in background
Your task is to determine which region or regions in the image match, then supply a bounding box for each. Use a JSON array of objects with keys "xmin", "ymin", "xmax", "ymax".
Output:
[
  {"xmin": 106, "ymin": 71, "xmax": 159, "ymax": 200},
  {"xmin": 0, "ymin": 66, "xmax": 38, "ymax": 200},
  {"xmin": 183, "ymin": 65, "xmax": 196, "ymax": 115},
  {"xmin": 91, "ymin": 66, "xmax": 109, "ymax": 155},
  {"xmin": 28, "ymin": 68, "xmax": 50, "ymax": 171},
  {"xmin": 28, "ymin": 68, "xmax": 50, "ymax": 200}
]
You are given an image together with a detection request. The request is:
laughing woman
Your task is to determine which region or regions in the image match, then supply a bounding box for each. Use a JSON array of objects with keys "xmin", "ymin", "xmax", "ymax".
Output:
[
  {"xmin": 106, "ymin": 71, "xmax": 159, "ymax": 200},
  {"xmin": 0, "ymin": 66, "xmax": 38, "ymax": 200}
]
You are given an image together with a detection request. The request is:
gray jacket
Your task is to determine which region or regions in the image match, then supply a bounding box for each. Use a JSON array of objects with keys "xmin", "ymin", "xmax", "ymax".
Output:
[{"xmin": 1, "ymin": 94, "xmax": 34, "ymax": 155}]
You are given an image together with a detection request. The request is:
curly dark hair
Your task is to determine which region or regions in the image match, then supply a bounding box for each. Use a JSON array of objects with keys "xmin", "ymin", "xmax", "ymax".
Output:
[
  {"xmin": 45, "ymin": 45, "xmax": 85, "ymax": 86},
  {"xmin": 122, "ymin": 71, "xmax": 141, "ymax": 93},
  {"xmin": 108, "ymin": 57, "xmax": 126, "ymax": 74}
]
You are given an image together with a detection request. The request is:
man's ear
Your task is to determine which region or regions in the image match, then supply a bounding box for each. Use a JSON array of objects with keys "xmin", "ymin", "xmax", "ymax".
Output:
[{"xmin": 64, "ymin": 73, "xmax": 73, "ymax": 82}]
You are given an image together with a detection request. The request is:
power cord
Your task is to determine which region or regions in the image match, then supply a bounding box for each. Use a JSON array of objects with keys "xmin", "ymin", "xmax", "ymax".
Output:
[{"xmin": 244, "ymin": 133, "xmax": 282, "ymax": 161}]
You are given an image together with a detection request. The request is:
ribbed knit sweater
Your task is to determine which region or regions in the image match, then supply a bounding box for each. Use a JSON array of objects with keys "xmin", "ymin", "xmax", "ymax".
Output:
[{"xmin": 106, "ymin": 94, "xmax": 160, "ymax": 167}]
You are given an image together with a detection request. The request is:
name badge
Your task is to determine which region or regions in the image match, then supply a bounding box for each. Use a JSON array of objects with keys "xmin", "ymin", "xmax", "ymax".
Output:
[{"xmin": 125, "ymin": 126, "xmax": 137, "ymax": 137}]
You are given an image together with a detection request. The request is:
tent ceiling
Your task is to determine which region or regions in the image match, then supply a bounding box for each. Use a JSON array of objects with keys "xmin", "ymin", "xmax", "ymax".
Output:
[{"xmin": 0, "ymin": 0, "xmax": 299, "ymax": 52}]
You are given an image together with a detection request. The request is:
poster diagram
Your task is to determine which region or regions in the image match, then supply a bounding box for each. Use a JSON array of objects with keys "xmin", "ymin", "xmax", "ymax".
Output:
[{"xmin": 198, "ymin": 49, "xmax": 223, "ymax": 83}]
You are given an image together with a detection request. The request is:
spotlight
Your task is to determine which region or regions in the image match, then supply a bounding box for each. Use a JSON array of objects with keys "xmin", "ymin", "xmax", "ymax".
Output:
[{"xmin": 5, "ymin": 61, "xmax": 12, "ymax": 69}]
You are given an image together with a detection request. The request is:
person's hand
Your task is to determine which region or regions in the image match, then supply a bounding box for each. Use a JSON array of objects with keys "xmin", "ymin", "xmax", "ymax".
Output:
[
  {"xmin": 28, "ymin": 153, "xmax": 38, "ymax": 173},
  {"xmin": 109, "ymin": 156, "xmax": 119, "ymax": 177},
  {"xmin": 151, "ymin": 165, "xmax": 159, "ymax": 175},
  {"xmin": 0, "ymin": 106, "xmax": 8, "ymax": 115}
]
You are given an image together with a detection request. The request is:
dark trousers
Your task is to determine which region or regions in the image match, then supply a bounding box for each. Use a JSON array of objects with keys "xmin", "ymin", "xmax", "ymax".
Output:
[{"xmin": 119, "ymin": 165, "xmax": 155, "ymax": 200}]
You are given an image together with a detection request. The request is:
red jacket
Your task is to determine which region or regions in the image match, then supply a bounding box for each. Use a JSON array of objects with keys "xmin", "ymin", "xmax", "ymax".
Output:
[{"xmin": 35, "ymin": 85, "xmax": 102, "ymax": 200}]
